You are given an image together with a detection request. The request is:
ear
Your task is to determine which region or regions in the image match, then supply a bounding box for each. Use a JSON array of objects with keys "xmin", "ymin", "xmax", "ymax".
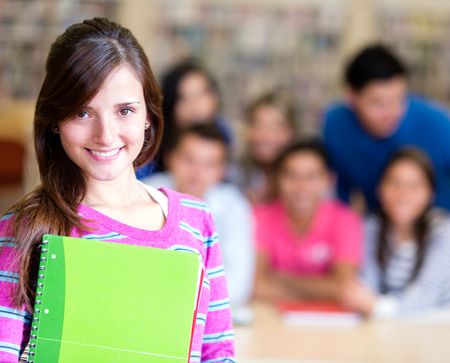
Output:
[
  {"xmin": 144, "ymin": 116, "xmax": 151, "ymax": 130},
  {"xmin": 345, "ymin": 86, "xmax": 359, "ymax": 106}
]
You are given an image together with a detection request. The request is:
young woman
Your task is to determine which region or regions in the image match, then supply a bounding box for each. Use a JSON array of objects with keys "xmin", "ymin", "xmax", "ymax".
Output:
[
  {"xmin": 232, "ymin": 92, "xmax": 298, "ymax": 204},
  {"xmin": 253, "ymin": 139, "xmax": 362, "ymax": 302},
  {"xmin": 343, "ymin": 148, "xmax": 450, "ymax": 318},
  {"xmin": 0, "ymin": 18, "xmax": 234, "ymax": 362}
]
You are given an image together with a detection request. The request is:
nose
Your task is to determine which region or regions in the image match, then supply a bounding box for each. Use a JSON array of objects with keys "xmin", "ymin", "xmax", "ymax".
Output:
[{"xmin": 93, "ymin": 117, "xmax": 115, "ymax": 146}]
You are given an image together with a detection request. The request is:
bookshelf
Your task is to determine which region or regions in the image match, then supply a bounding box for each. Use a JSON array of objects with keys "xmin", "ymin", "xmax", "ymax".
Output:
[{"xmin": 0, "ymin": 0, "xmax": 117, "ymax": 100}]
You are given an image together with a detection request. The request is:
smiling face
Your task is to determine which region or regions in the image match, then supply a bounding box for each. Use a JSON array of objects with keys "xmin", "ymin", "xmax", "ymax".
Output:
[
  {"xmin": 58, "ymin": 65, "xmax": 147, "ymax": 185},
  {"xmin": 278, "ymin": 151, "xmax": 332, "ymax": 216},
  {"xmin": 247, "ymin": 104, "xmax": 295, "ymax": 164},
  {"xmin": 168, "ymin": 134, "xmax": 227, "ymax": 198},
  {"xmin": 379, "ymin": 159, "xmax": 433, "ymax": 228},
  {"xmin": 349, "ymin": 77, "xmax": 407, "ymax": 138},
  {"xmin": 174, "ymin": 72, "xmax": 219, "ymax": 127}
]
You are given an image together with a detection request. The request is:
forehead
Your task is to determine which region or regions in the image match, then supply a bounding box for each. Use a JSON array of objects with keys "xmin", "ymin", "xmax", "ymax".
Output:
[
  {"xmin": 87, "ymin": 65, "xmax": 144, "ymax": 105},
  {"xmin": 358, "ymin": 77, "xmax": 407, "ymax": 97},
  {"xmin": 178, "ymin": 134, "xmax": 226, "ymax": 154},
  {"xmin": 179, "ymin": 71, "xmax": 210, "ymax": 90},
  {"xmin": 283, "ymin": 151, "xmax": 327, "ymax": 170},
  {"xmin": 385, "ymin": 159, "xmax": 426, "ymax": 177}
]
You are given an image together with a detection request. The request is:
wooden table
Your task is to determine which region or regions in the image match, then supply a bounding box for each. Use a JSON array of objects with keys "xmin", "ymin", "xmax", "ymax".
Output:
[{"xmin": 235, "ymin": 303, "xmax": 450, "ymax": 363}]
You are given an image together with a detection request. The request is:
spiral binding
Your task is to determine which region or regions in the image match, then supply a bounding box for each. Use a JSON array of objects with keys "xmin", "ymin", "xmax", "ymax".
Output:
[{"xmin": 27, "ymin": 239, "xmax": 50, "ymax": 363}]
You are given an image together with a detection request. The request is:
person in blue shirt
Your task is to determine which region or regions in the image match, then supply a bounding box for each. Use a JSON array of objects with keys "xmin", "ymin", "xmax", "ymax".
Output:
[{"xmin": 323, "ymin": 44, "xmax": 450, "ymax": 213}]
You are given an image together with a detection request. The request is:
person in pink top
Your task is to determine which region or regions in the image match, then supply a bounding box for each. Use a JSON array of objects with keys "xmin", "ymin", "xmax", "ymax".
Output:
[
  {"xmin": 0, "ymin": 17, "xmax": 234, "ymax": 363},
  {"xmin": 254, "ymin": 139, "xmax": 362, "ymax": 302}
]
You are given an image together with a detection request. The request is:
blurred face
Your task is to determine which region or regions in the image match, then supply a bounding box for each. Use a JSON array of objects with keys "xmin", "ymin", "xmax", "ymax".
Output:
[
  {"xmin": 349, "ymin": 77, "xmax": 407, "ymax": 138},
  {"xmin": 58, "ymin": 65, "xmax": 147, "ymax": 185},
  {"xmin": 168, "ymin": 134, "xmax": 227, "ymax": 198},
  {"xmin": 379, "ymin": 160, "xmax": 433, "ymax": 228},
  {"xmin": 278, "ymin": 151, "xmax": 331, "ymax": 216},
  {"xmin": 174, "ymin": 72, "xmax": 219, "ymax": 127},
  {"xmin": 247, "ymin": 105, "xmax": 294, "ymax": 164}
]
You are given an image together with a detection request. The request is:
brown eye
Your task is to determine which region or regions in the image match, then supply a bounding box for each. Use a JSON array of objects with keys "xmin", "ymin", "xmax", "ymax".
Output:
[
  {"xmin": 77, "ymin": 111, "xmax": 89, "ymax": 118},
  {"xmin": 119, "ymin": 108, "xmax": 133, "ymax": 116}
]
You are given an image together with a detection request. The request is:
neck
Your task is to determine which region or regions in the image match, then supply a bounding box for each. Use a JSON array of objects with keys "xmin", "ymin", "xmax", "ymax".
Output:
[
  {"xmin": 286, "ymin": 204, "xmax": 317, "ymax": 234},
  {"xmin": 391, "ymin": 223, "xmax": 415, "ymax": 243},
  {"xmin": 82, "ymin": 170, "xmax": 147, "ymax": 208}
]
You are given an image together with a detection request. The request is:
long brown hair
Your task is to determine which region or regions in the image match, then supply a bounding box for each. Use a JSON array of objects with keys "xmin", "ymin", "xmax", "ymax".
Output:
[
  {"xmin": 377, "ymin": 147, "xmax": 435, "ymax": 291},
  {"xmin": 4, "ymin": 17, "xmax": 164, "ymax": 310}
]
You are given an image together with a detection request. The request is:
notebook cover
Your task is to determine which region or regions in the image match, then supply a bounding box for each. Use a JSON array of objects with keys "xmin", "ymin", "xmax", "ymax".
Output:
[{"xmin": 28, "ymin": 234, "xmax": 202, "ymax": 363}]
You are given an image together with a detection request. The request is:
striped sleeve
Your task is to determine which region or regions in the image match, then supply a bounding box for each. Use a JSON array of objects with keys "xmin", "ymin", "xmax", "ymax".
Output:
[
  {"xmin": 200, "ymin": 210, "xmax": 235, "ymax": 363},
  {"xmin": 0, "ymin": 215, "xmax": 31, "ymax": 362},
  {"xmin": 395, "ymin": 219, "xmax": 450, "ymax": 314}
]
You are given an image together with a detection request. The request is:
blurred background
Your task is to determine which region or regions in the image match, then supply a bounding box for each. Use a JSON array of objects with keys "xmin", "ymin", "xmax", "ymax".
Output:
[
  {"xmin": 2, "ymin": 0, "xmax": 450, "ymax": 210},
  {"xmin": 2, "ymin": 2, "xmax": 450, "ymax": 362}
]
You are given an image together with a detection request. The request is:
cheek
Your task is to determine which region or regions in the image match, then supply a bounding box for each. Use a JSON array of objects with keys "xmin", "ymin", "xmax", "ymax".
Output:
[
  {"xmin": 312, "ymin": 178, "xmax": 330, "ymax": 194},
  {"xmin": 127, "ymin": 124, "xmax": 146, "ymax": 143},
  {"xmin": 59, "ymin": 129, "xmax": 83, "ymax": 154},
  {"xmin": 361, "ymin": 105, "xmax": 382, "ymax": 123},
  {"xmin": 279, "ymin": 178, "xmax": 294, "ymax": 197},
  {"xmin": 276, "ymin": 127, "xmax": 294, "ymax": 144},
  {"xmin": 413, "ymin": 190, "xmax": 432, "ymax": 211},
  {"xmin": 379, "ymin": 188, "xmax": 395, "ymax": 207},
  {"xmin": 206, "ymin": 166, "xmax": 223, "ymax": 183}
]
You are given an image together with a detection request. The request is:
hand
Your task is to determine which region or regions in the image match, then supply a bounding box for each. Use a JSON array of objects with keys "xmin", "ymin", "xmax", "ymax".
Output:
[
  {"xmin": 253, "ymin": 275, "xmax": 288, "ymax": 302},
  {"xmin": 341, "ymin": 280, "xmax": 377, "ymax": 317}
]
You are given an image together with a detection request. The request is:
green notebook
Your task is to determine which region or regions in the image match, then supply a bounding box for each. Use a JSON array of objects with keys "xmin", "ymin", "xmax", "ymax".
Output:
[{"xmin": 28, "ymin": 234, "xmax": 203, "ymax": 363}]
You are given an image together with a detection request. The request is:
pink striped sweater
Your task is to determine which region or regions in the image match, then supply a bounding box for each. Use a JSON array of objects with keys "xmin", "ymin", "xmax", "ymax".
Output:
[{"xmin": 0, "ymin": 188, "xmax": 235, "ymax": 363}]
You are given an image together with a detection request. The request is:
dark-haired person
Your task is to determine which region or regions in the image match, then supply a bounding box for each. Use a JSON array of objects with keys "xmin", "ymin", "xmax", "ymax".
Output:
[
  {"xmin": 149, "ymin": 60, "xmax": 232, "ymax": 173},
  {"xmin": 323, "ymin": 44, "xmax": 450, "ymax": 213},
  {"xmin": 142, "ymin": 124, "xmax": 255, "ymax": 312},
  {"xmin": 253, "ymin": 139, "xmax": 362, "ymax": 302},
  {"xmin": 0, "ymin": 18, "xmax": 234, "ymax": 362},
  {"xmin": 343, "ymin": 148, "xmax": 450, "ymax": 318}
]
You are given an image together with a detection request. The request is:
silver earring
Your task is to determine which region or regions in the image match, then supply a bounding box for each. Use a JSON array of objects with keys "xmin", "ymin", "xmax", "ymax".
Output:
[
  {"xmin": 52, "ymin": 126, "xmax": 59, "ymax": 133},
  {"xmin": 144, "ymin": 122, "xmax": 150, "ymax": 130}
]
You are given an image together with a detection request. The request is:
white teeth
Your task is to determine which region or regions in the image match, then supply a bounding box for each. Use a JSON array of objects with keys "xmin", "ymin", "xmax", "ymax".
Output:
[{"xmin": 90, "ymin": 148, "xmax": 121, "ymax": 158}]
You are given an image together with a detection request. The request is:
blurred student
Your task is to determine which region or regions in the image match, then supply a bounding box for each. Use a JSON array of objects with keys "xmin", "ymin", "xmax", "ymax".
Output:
[
  {"xmin": 323, "ymin": 44, "xmax": 450, "ymax": 213},
  {"xmin": 143, "ymin": 124, "xmax": 255, "ymax": 310},
  {"xmin": 232, "ymin": 92, "xmax": 297, "ymax": 204},
  {"xmin": 148, "ymin": 60, "xmax": 232, "ymax": 174},
  {"xmin": 253, "ymin": 139, "xmax": 362, "ymax": 303},
  {"xmin": 343, "ymin": 148, "xmax": 450, "ymax": 318}
]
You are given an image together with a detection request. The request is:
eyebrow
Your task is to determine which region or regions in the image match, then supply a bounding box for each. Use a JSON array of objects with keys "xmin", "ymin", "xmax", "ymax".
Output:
[{"xmin": 115, "ymin": 101, "xmax": 141, "ymax": 107}]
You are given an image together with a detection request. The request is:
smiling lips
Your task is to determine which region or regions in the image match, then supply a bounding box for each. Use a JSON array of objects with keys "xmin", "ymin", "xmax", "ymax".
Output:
[{"xmin": 86, "ymin": 147, "xmax": 123, "ymax": 161}]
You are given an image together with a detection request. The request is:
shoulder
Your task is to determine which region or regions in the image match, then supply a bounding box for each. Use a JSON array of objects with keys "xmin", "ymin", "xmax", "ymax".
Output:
[
  {"xmin": 409, "ymin": 96, "xmax": 450, "ymax": 124},
  {"xmin": 166, "ymin": 188, "xmax": 210, "ymax": 212},
  {"xmin": 428, "ymin": 209, "xmax": 450, "ymax": 246},
  {"xmin": 327, "ymin": 200, "xmax": 361, "ymax": 224},
  {"xmin": 0, "ymin": 211, "xmax": 15, "ymax": 237},
  {"xmin": 162, "ymin": 189, "xmax": 219, "ymax": 259},
  {"xmin": 323, "ymin": 102, "xmax": 354, "ymax": 125},
  {"xmin": 322, "ymin": 102, "xmax": 358, "ymax": 143},
  {"xmin": 253, "ymin": 200, "xmax": 282, "ymax": 222},
  {"xmin": 163, "ymin": 188, "xmax": 214, "ymax": 228}
]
